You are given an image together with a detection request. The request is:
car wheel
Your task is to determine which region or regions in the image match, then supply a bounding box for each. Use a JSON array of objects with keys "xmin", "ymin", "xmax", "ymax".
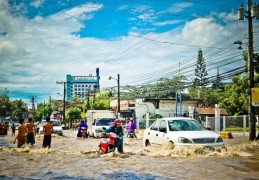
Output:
[
  {"xmin": 167, "ymin": 141, "xmax": 175, "ymax": 150},
  {"xmin": 145, "ymin": 139, "xmax": 151, "ymax": 147}
]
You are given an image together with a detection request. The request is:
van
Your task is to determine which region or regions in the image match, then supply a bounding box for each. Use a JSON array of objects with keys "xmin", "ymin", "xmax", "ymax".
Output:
[{"xmin": 92, "ymin": 118, "xmax": 115, "ymax": 138}]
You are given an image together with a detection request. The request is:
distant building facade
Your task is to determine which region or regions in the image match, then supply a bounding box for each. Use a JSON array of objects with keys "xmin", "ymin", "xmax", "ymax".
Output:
[{"xmin": 66, "ymin": 68, "xmax": 100, "ymax": 102}]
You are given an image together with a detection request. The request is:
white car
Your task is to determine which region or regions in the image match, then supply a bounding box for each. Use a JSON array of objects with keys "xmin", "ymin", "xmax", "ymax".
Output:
[
  {"xmin": 143, "ymin": 117, "xmax": 224, "ymax": 149},
  {"xmin": 38, "ymin": 119, "xmax": 63, "ymax": 136}
]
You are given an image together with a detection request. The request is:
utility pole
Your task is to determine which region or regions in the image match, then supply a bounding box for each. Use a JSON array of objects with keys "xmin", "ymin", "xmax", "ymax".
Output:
[
  {"xmin": 117, "ymin": 74, "xmax": 120, "ymax": 118},
  {"xmin": 56, "ymin": 81, "xmax": 66, "ymax": 122},
  {"xmin": 43, "ymin": 101, "xmax": 45, "ymax": 118},
  {"xmin": 237, "ymin": 0, "xmax": 259, "ymax": 140},
  {"xmin": 109, "ymin": 74, "xmax": 120, "ymax": 118},
  {"xmin": 49, "ymin": 96, "xmax": 52, "ymax": 117}
]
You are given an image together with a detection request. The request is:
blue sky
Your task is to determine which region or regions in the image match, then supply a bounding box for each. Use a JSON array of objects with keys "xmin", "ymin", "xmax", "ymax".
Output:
[{"xmin": 0, "ymin": 0, "xmax": 258, "ymax": 108}]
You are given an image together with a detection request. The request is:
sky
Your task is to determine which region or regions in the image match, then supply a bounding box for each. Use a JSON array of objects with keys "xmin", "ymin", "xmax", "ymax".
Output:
[{"xmin": 0, "ymin": 0, "xmax": 258, "ymax": 108}]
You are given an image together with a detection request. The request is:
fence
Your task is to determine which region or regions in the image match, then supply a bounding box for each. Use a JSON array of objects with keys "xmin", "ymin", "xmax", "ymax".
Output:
[
  {"xmin": 205, "ymin": 115, "xmax": 258, "ymax": 137},
  {"xmin": 137, "ymin": 117, "xmax": 157, "ymax": 129}
]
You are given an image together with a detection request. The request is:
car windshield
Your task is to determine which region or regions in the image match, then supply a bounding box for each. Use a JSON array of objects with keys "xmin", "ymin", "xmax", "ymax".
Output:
[
  {"xmin": 168, "ymin": 119, "xmax": 206, "ymax": 131},
  {"xmin": 96, "ymin": 118, "xmax": 114, "ymax": 126}
]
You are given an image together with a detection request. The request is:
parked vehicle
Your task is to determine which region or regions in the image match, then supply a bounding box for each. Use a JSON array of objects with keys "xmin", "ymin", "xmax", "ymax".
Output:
[
  {"xmin": 86, "ymin": 110, "xmax": 115, "ymax": 137},
  {"xmin": 143, "ymin": 117, "xmax": 225, "ymax": 150},
  {"xmin": 92, "ymin": 118, "xmax": 115, "ymax": 138},
  {"xmin": 38, "ymin": 119, "xmax": 63, "ymax": 136}
]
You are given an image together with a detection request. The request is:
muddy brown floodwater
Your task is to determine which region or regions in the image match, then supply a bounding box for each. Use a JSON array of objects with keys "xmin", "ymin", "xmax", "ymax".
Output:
[{"xmin": 0, "ymin": 130, "xmax": 259, "ymax": 180}]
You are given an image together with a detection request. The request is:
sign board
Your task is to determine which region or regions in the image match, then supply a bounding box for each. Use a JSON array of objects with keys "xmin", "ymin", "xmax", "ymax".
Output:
[{"xmin": 252, "ymin": 88, "xmax": 259, "ymax": 107}]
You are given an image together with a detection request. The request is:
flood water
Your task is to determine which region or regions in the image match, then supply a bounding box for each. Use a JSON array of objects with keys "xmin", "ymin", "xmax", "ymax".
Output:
[{"xmin": 0, "ymin": 130, "xmax": 259, "ymax": 180}]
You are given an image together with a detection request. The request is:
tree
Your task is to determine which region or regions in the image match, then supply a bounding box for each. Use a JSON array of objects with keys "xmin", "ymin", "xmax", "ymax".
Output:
[
  {"xmin": 121, "ymin": 76, "xmax": 188, "ymax": 99},
  {"xmin": 66, "ymin": 107, "xmax": 81, "ymax": 120},
  {"xmin": 82, "ymin": 92, "xmax": 111, "ymax": 110},
  {"xmin": 194, "ymin": 48, "xmax": 208, "ymax": 86},
  {"xmin": 11, "ymin": 99, "xmax": 28, "ymax": 121},
  {"xmin": 212, "ymin": 67, "xmax": 222, "ymax": 89},
  {"xmin": 0, "ymin": 89, "xmax": 12, "ymax": 119},
  {"xmin": 219, "ymin": 74, "xmax": 259, "ymax": 116},
  {"xmin": 188, "ymin": 86, "xmax": 222, "ymax": 106},
  {"xmin": 34, "ymin": 102, "xmax": 46, "ymax": 121}
]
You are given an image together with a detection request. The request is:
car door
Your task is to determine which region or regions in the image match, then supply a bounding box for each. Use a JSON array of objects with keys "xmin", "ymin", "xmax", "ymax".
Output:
[
  {"xmin": 148, "ymin": 120, "xmax": 161, "ymax": 144},
  {"xmin": 157, "ymin": 120, "xmax": 168, "ymax": 145}
]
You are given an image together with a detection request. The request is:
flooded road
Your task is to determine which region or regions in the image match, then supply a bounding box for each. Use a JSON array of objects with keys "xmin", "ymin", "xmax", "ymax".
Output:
[{"xmin": 0, "ymin": 130, "xmax": 259, "ymax": 179}]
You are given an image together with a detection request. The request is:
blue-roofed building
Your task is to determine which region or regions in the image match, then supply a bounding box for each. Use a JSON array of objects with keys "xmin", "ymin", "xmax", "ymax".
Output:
[{"xmin": 66, "ymin": 68, "xmax": 100, "ymax": 102}]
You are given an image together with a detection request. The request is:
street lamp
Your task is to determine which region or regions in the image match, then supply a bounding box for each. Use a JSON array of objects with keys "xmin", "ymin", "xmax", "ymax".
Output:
[{"xmin": 109, "ymin": 74, "xmax": 120, "ymax": 118}]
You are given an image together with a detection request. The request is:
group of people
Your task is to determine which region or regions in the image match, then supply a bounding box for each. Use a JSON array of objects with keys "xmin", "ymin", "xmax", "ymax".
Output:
[
  {"xmin": 13, "ymin": 117, "xmax": 54, "ymax": 149},
  {"xmin": 5, "ymin": 117, "xmax": 138, "ymax": 154}
]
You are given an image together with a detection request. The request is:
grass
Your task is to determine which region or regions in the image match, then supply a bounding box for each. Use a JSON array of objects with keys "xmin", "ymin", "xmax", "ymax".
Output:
[{"xmin": 225, "ymin": 126, "xmax": 259, "ymax": 131}]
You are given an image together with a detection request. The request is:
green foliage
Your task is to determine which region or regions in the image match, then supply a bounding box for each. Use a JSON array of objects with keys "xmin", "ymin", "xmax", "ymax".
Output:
[
  {"xmin": 82, "ymin": 92, "xmax": 111, "ymax": 110},
  {"xmin": 0, "ymin": 89, "xmax": 13, "ymax": 118},
  {"xmin": 188, "ymin": 87, "xmax": 222, "ymax": 106},
  {"xmin": 70, "ymin": 96, "xmax": 81, "ymax": 103},
  {"xmin": 121, "ymin": 76, "xmax": 188, "ymax": 99},
  {"xmin": 11, "ymin": 99, "xmax": 28, "ymax": 120},
  {"xmin": 219, "ymin": 75, "xmax": 249, "ymax": 116},
  {"xmin": 66, "ymin": 107, "xmax": 81, "ymax": 120},
  {"xmin": 143, "ymin": 112, "xmax": 163, "ymax": 119},
  {"xmin": 194, "ymin": 48, "xmax": 208, "ymax": 86}
]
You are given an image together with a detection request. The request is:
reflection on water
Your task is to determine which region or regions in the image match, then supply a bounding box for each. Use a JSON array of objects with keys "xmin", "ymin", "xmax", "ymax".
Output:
[{"xmin": 0, "ymin": 131, "xmax": 259, "ymax": 179}]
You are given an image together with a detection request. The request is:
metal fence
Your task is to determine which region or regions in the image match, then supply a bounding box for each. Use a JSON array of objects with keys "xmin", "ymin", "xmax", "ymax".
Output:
[
  {"xmin": 205, "ymin": 115, "xmax": 258, "ymax": 137},
  {"xmin": 137, "ymin": 118, "xmax": 157, "ymax": 129}
]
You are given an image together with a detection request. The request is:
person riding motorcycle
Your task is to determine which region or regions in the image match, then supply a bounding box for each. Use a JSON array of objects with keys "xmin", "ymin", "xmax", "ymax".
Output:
[
  {"xmin": 77, "ymin": 120, "xmax": 88, "ymax": 137},
  {"xmin": 105, "ymin": 119, "xmax": 124, "ymax": 153}
]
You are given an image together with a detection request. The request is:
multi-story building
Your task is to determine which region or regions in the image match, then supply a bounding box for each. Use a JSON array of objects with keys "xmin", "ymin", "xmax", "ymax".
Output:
[{"xmin": 66, "ymin": 68, "xmax": 100, "ymax": 102}]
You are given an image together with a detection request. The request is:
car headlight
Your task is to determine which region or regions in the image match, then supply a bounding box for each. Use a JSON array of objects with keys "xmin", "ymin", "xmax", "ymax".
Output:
[
  {"xmin": 178, "ymin": 137, "xmax": 192, "ymax": 143},
  {"xmin": 216, "ymin": 136, "xmax": 224, "ymax": 143},
  {"xmin": 95, "ymin": 129, "xmax": 102, "ymax": 133}
]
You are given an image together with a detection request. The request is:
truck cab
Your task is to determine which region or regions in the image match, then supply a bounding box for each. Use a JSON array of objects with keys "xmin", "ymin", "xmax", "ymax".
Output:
[{"xmin": 92, "ymin": 118, "xmax": 115, "ymax": 138}]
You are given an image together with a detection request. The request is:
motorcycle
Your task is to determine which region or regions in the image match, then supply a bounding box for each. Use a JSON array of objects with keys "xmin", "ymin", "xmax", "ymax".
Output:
[
  {"xmin": 96, "ymin": 132, "xmax": 119, "ymax": 155},
  {"xmin": 77, "ymin": 127, "xmax": 88, "ymax": 138},
  {"xmin": 128, "ymin": 130, "xmax": 135, "ymax": 138}
]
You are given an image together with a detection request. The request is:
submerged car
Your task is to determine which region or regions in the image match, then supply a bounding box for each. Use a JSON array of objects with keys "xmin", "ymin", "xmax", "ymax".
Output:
[
  {"xmin": 38, "ymin": 119, "xmax": 63, "ymax": 136},
  {"xmin": 143, "ymin": 117, "xmax": 224, "ymax": 149}
]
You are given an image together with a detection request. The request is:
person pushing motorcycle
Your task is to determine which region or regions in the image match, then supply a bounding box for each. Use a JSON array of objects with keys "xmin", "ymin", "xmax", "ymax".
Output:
[{"xmin": 105, "ymin": 119, "xmax": 124, "ymax": 153}]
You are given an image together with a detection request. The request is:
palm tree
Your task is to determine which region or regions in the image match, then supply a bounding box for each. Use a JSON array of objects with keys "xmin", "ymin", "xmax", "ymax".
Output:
[{"xmin": 11, "ymin": 99, "xmax": 28, "ymax": 121}]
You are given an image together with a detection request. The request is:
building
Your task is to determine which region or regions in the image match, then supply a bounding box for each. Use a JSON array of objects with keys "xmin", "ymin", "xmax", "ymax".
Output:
[
  {"xmin": 66, "ymin": 68, "xmax": 100, "ymax": 102},
  {"xmin": 194, "ymin": 106, "xmax": 228, "ymax": 121}
]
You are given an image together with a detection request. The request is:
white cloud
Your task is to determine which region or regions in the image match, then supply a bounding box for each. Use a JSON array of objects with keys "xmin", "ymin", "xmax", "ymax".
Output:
[
  {"xmin": 30, "ymin": 0, "xmax": 45, "ymax": 8},
  {"xmin": 51, "ymin": 4, "xmax": 103, "ymax": 21},
  {"xmin": 167, "ymin": 2, "xmax": 193, "ymax": 13},
  {"xmin": 152, "ymin": 20, "xmax": 184, "ymax": 26},
  {"xmin": 0, "ymin": 0, "xmax": 246, "ymax": 105}
]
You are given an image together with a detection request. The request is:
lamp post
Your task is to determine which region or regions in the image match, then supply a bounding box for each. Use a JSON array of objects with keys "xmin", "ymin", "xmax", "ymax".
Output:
[
  {"xmin": 237, "ymin": 0, "xmax": 259, "ymax": 140},
  {"xmin": 109, "ymin": 74, "xmax": 120, "ymax": 118}
]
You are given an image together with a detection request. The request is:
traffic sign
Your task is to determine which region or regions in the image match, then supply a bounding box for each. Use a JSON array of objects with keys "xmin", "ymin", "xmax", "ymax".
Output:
[{"xmin": 252, "ymin": 88, "xmax": 259, "ymax": 106}]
